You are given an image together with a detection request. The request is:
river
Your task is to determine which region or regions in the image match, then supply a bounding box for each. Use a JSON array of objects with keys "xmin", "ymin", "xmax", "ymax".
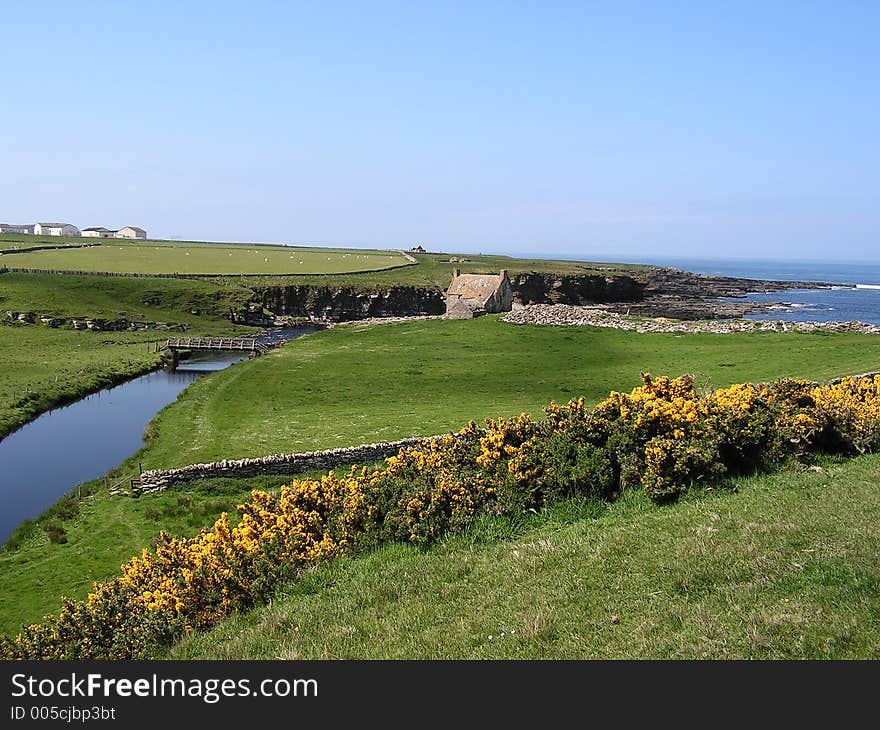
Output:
[{"xmin": 0, "ymin": 328, "xmax": 312, "ymax": 544}]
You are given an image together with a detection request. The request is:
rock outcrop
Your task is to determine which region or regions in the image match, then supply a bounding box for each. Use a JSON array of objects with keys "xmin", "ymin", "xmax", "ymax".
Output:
[
  {"xmin": 510, "ymin": 272, "xmax": 646, "ymax": 306},
  {"xmin": 508, "ymin": 267, "xmax": 839, "ymax": 321},
  {"xmin": 251, "ymin": 284, "xmax": 445, "ymax": 323}
]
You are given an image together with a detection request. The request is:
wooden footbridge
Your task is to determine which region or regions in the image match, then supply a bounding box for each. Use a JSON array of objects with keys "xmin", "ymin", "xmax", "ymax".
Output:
[{"xmin": 158, "ymin": 336, "xmax": 271, "ymax": 365}]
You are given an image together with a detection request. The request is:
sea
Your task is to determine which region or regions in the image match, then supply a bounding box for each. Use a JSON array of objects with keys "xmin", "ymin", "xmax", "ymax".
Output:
[{"xmin": 540, "ymin": 254, "xmax": 880, "ymax": 327}]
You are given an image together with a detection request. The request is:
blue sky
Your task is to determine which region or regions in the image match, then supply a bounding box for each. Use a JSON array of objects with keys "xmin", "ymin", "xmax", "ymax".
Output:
[{"xmin": 1, "ymin": 1, "xmax": 877, "ymax": 261}]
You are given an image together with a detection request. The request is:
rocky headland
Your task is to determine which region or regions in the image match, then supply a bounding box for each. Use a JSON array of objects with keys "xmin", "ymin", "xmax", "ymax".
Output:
[
  {"xmin": 509, "ymin": 266, "xmax": 842, "ymax": 321},
  {"xmin": 610, "ymin": 266, "xmax": 841, "ymax": 320},
  {"xmin": 235, "ymin": 265, "xmax": 841, "ymax": 325}
]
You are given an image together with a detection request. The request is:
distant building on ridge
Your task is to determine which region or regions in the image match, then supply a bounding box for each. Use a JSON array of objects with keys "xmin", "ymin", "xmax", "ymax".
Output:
[
  {"xmin": 33, "ymin": 222, "xmax": 80, "ymax": 236},
  {"xmin": 0, "ymin": 223, "xmax": 35, "ymax": 235},
  {"xmin": 81, "ymin": 227, "xmax": 117, "ymax": 238},
  {"xmin": 115, "ymin": 226, "xmax": 147, "ymax": 239},
  {"xmin": 82, "ymin": 225, "xmax": 148, "ymax": 239},
  {"xmin": 1, "ymin": 222, "xmax": 147, "ymax": 239}
]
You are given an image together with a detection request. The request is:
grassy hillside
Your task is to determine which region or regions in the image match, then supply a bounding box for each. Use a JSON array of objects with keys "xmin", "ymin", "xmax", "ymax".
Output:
[
  {"xmin": 3, "ymin": 241, "xmax": 411, "ymax": 276},
  {"xmin": 0, "ymin": 242, "xmax": 649, "ymax": 442},
  {"xmin": 0, "ymin": 272, "xmax": 254, "ymax": 323},
  {"xmin": 3, "ymin": 320, "xmax": 879, "ymax": 636},
  {"xmin": 0, "ymin": 273, "xmax": 257, "ymax": 439},
  {"xmin": 0, "ymin": 476, "xmax": 290, "ymax": 637},
  {"xmin": 168, "ymin": 453, "xmax": 880, "ymax": 660},
  {"xmin": 217, "ymin": 250, "xmax": 642, "ymax": 290},
  {"xmin": 134, "ymin": 316, "xmax": 880, "ymax": 470},
  {"xmin": 2, "ymin": 233, "xmax": 643, "ymax": 288}
]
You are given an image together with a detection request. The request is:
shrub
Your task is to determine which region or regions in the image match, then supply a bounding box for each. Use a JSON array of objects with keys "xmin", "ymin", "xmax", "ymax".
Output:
[
  {"xmin": 641, "ymin": 435, "xmax": 725, "ymax": 502},
  {"xmin": 707, "ymin": 383, "xmax": 780, "ymax": 471},
  {"xmin": 42, "ymin": 522, "xmax": 67, "ymax": 544},
  {"xmin": 506, "ymin": 432, "xmax": 614, "ymax": 509},
  {"xmin": 811, "ymin": 376, "xmax": 880, "ymax": 454}
]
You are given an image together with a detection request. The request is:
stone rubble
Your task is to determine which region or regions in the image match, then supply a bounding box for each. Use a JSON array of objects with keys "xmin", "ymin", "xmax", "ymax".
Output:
[
  {"xmin": 3, "ymin": 309, "xmax": 186, "ymax": 331},
  {"xmin": 502, "ymin": 303, "xmax": 880, "ymax": 335}
]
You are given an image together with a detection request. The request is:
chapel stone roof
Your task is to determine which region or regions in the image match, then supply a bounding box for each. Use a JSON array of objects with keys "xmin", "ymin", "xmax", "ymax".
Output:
[{"xmin": 447, "ymin": 271, "xmax": 507, "ymax": 305}]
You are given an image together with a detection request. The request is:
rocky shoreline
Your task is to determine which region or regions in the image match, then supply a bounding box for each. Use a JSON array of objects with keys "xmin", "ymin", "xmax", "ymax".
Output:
[
  {"xmin": 502, "ymin": 303, "xmax": 880, "ymax": 335},
  {"xmin": 608, "ymin": 266, "xmax": 841, "ymax": 320}
]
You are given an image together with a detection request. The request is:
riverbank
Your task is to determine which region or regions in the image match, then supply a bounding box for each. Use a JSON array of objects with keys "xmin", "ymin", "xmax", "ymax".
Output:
[
  {"xmin": 0, "ymin": 325, "xmax": 172, "ymax": 442},
  {"xmin": 0, "ymin": 271, "xmax": 263, "ymax": 441},
  {"xmin": 1, "ymin": 330, "xmax": 316, "ymax": 545}
]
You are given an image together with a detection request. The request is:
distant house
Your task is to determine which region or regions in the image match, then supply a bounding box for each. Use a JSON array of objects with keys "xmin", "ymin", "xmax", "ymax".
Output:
[
  {"xmin": 0, "ymin": 223, "xmax": 34, "ymax": 235},
  {"xmin": 408, "ymin": 244, "xmax": 426, "ymax": 253},
  {"xmin": 115, "ymin": 226, "xmax": 147, "ymax": 239},
  {"xmin": 81, "ymin": 227, "xmax": 117, "ymax": 238},
  {"xmin": 33, "ymin": 222, "xmax": 80, "ymax": 237},
  {"xmin": 445, "ymin": 269, "xmax": 514, "ymax": 319}
]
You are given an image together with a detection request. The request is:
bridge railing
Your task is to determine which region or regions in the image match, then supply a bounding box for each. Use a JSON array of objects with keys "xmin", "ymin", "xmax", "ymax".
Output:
[{"xmin": 161, "ymin": 337, "xmax": 269, "ymax": 353}]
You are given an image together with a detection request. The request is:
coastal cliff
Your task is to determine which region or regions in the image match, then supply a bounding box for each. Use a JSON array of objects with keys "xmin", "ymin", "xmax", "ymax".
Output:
[
  {"xmin": 237, "ymin": 266, "xmax": 836, "ymax": 324},
  {"xmin": 249, "ymin": 284, "xmax": 446, "ymax": 323}
]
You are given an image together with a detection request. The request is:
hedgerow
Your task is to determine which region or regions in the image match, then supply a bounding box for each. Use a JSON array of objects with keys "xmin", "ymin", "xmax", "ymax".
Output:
[{"xmin": 4, "ymin": 372, "xmax": 879, "ymax": 659}]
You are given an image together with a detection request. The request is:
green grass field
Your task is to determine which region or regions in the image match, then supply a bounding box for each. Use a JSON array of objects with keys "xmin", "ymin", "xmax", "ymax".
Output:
[
  {"xmin": 3, "ymin": 317, "xmax": 880, "ymax": 645},
  {"xmin": 2, "ymin": 233, "xmax": 643, "ymax": 289},
  {"xmin": 2, "ymin": 241, "xmax": 411, "ymax": 276},
  {"xmin": 0, "ymin": 272, "xmax": 254, "ymax": 322},
  {"xmin": 167, "ymin": 453, "xmax": 880, "ymax": 660},
  {"xmin": 133, "ymin": 316, "xmax": 880, "ymax": 470},
  {"xmin": 214, "ymin": 250, "xmax": 642, "ymax": 290},
  {"xmin": 2, "ymin": 242, "xmax": 877, "ymax": 657},
  {"xmin": 0, "ymin": 238, "xmax": 89, "ymax": 252}
]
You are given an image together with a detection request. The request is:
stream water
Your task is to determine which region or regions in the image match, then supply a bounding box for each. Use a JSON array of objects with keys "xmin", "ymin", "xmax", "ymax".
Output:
[{"xmin": 0, "ymin": 328, "xmax": 312, "ymax": 544}]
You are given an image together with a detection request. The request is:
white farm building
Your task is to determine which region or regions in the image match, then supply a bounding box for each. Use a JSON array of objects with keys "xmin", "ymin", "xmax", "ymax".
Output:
[
  {"xmin": 81, "ymin": 227, "xmax": 116, "ymax": 238},
  {"xmin": 1, "ymin": 221, "xmax": 147, "ymax": 239},
  {"xmin": 82, "ymin": 225, "xmax": 148, "ymax": 239},
  {"xmin": 33, "ymin": 222, "xmax": 80, "ymax": 236},
  {"xmin": 0, "ymin": 223, "xmax": 35, "ymax": 235},
  {"xmin": 115, "ymin": 226, "xmax": 147, "ymax": 239}
]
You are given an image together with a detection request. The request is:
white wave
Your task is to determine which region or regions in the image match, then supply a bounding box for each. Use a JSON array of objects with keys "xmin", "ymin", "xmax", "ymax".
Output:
[{"xmin": 855, "ymin": 284, "xmax": 880, "ymax": 290}]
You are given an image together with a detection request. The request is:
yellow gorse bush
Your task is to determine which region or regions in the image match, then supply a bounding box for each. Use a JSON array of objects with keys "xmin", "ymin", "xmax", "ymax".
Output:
[
  {"xmin": 5, "ymin": 372, "xmax": 879, "ymax": 659},
  {"xmin": 811, "ymin": 376, "xmax": 880, "ymax": 452}
]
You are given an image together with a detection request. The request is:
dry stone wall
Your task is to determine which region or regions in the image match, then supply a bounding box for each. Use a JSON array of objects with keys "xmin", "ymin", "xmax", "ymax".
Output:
[{"xmin": 135, "ymin": 436, "xmax": 440, "ymax": 494}]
